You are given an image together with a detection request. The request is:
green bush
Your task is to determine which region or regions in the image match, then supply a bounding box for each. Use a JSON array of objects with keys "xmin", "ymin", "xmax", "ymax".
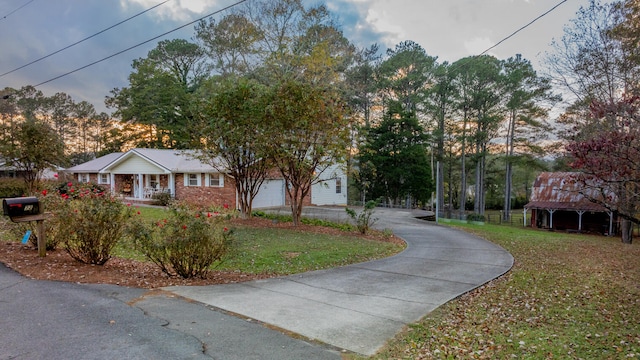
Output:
[
  {"xmin": 0, "ymin": 178, "xmax": 27, "ymax": 198},
  {"xmin": 151, "ymin": 191, "xmax": 172, "ymax": 206},
  {"xmin": 466, "ymin": 213, "xmax": 486, "ymax": 222},
  {"xmin": 345, "ymin": 200, "xmax": 378, "ymax": 234},
  {"xmin": 130, "ymin": 204, "xmax": 232, "ymax": 279},
  {"xmin": 35, "ymin": 183, "xmax": 133, "ymax": 264}
]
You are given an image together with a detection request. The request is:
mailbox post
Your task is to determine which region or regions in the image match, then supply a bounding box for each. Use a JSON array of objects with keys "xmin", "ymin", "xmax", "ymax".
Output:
[{"xmin": 2, "ymin": 197, "xmax": 48, "ymax": 257}]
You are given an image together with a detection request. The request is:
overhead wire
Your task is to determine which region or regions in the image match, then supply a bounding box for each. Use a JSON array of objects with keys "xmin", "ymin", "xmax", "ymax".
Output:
[
  {"xmin": 478, "ymin": 0, "xmax": 568, "ymax": 57},
  {"xmin": 0, "ymin": 0, "xmax": 35, "ymax": 21},
  {"xmin": 0, "ymin": 0, "xmax": 172, "ymax": 78},
  {"xmin": 32, "ymin": 0, "xmax": 248, "ymax": 88}
]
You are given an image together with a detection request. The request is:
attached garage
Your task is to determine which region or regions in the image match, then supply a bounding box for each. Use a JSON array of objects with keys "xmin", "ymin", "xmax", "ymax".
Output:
[{"xmin": 253, "ymin": 179, "xmax": 285, "ymax": 209}]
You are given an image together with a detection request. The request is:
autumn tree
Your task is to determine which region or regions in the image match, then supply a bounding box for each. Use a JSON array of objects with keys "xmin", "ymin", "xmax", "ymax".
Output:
[
  {"xmin": 195, "ymin": 13, "xmax": 261, "ymax": 76},
  {"xmin": 195, "ymin": 76, "xmax": 272, "ymax": 219},
  {"xmin": 265, "ymin": 80, "xmax": 350, "ymax": 226},
  {"xmin": 567, "ymin": 97, "xmax": 640, "ymax": 244}
]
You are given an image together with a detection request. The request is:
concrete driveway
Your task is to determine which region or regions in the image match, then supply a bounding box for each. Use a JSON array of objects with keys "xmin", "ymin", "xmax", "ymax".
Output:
[{"xmin": 166, "ymin": 207, "xmax": 514, "ymax": 356}]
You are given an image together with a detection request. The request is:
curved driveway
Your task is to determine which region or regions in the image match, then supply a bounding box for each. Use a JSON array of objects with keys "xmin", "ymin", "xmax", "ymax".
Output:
[{"xmin": 166, "ymin": 207, "xmax": 513, "ymax": 356}]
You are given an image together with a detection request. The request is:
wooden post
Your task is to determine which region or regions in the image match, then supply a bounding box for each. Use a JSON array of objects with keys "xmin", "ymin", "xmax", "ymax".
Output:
[{"xmin": 36, "ymin": 219, "xmax": 46, "ymax": 257}]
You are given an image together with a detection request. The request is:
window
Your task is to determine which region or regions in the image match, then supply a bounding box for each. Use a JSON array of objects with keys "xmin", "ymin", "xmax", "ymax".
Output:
[
  {"xmin": 188, "ymin": 174, "xmax": 199, "ymax": 186},
  {"xmin": 336, "ymin": 177, "xmax": 342, "ymax": 194},
  {"xmin": 79, "ymin": 174, "xmax": 89, "ymax": 183},
  {"xmin": 99, "ymin": 174, "xmax": 109, "ymax": 184},
  {"xmin": 207, "ymin": 173, "xmax": 224, "ymax": 187},
  {"xmin": 149, "ymin": 174, "xmax": 159, "ymax": 188}
]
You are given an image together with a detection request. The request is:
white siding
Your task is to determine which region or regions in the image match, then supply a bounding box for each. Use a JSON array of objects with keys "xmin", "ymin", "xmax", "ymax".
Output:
[
  {"xmin": 311, "ymin": 164, "xmax": 347, "ymax": 206},
  {"xmin": 111, "ymin": 156, "xmax": 165, "ymax": 174}
]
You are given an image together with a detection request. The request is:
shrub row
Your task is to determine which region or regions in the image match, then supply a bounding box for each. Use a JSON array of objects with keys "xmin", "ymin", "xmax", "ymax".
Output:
[{"xmin": 11, "ymin": 182, "xmax": 232, "ymax": 278}]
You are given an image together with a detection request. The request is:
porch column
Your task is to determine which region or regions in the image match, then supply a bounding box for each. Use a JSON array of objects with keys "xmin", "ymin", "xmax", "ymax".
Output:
[
  {"xmin": 110, "ymin": 173, "xmax": 115, "ymax": 194},
  {"xmin": 576, "ymin": 210, "xmax": 585, "ymax": 232},
  {"xmin": 137, "ymin": 173, "xmax": 144, "ymax": 199},
  {"xmin": 169, "ymin": 173, "xmax": 175, "ymax": 197},
  {"xmin": 547, "ymin": 209, "xmax": 556, "ymax": 229}
]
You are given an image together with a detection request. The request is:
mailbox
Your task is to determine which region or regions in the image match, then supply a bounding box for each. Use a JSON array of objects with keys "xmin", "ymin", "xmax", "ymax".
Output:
[{"xmin": 2, "ymin": 197, "xmax": 41, "ymax": 218}]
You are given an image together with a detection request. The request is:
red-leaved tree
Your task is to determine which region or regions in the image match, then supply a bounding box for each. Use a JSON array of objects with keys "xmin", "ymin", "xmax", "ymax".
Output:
[{"xmin": 566, "ymin": 96, "xmax": 640, "ymax": 244}]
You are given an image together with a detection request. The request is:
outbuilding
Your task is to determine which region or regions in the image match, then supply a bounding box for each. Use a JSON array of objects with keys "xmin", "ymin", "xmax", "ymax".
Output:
[{"xmin": 524, "ymin": 172, "xmax": 617, "ymax": 235}]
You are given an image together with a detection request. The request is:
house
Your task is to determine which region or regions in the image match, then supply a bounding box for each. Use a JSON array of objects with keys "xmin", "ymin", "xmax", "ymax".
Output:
[
  {"xmin": 524, "ymin": 172, "xmax": 617, "ymax": 235},
  {"xmin": 0, "ymin": 158, "xmax": 61, "ymax": 180},
  {"xmin": 65, "ymin": 148, "xmax": 347, "ymax": 209}
]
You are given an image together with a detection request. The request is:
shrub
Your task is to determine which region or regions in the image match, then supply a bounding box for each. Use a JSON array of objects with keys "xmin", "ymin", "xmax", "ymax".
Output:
[
  {"xmin": 466, "ymin": 213, "xmax": 486, "ymax": 222},
  {"xmin": 345, "ymin": 200, "xmax": 379, "ymax": 234},
  {"xmin": 130, "ymin": 204, "xmax": 232, "ymax": 279},
  {"xmin": 0, "ymin": 178, "xmax": 27, "ymax": 198},
  {"xmin": 35, "ymin": 183, "xmax": 132, "ymax": 264},
  {"xmin": 151, "ymin": 191, "xmax": 172, "ymax": 206}
]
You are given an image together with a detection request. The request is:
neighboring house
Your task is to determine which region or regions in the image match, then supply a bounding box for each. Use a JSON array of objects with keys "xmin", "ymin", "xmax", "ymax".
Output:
[
  {"xmin": 524, "ymin": 172, "xmax": 617, "ymax": 235},
  {"xmin": 65, "ymin": 148, "xmax": 347, "ymax": 209},
  {"xmin": 0, "ymin": 158, "xmax": 62, "ymax": 180}
]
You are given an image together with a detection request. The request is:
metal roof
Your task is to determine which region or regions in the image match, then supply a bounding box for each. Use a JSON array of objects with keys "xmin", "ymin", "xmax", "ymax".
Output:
[{"xmin": 524, "ymin": 172, "xmax": 609, "ymax": 212}]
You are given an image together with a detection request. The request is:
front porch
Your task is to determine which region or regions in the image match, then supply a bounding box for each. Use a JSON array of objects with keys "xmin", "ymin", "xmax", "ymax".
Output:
[{"xmin": 110, "ymin": 173, "xmax": 175, "ymax": 203}]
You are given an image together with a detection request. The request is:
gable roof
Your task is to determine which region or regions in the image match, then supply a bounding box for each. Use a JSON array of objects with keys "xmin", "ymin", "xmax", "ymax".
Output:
[
  {"xmin": 66, "ymin": 153, "xmax": 123, "ymax": 173},
  {"xmin": 524, "ymin": 172, "xmax": 608, "ymax": 212},
  {"xmin": 66, "ymin": 149, "xmax": 224, "ymax": 174}
]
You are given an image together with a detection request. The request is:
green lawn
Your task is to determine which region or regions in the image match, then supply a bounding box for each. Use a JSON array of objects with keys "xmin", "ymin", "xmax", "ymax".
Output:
[
  {"xmin": 365, "ymin": 223, "xmax": 640, "ymax": 359},
  {"xmin": 113, "ymin": 206, "xmax": 404, "ymax": 275}
]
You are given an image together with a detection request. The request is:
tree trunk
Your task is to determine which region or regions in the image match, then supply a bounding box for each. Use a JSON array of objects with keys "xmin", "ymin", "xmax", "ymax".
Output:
[{"xmin": 621, "ymin": 218, "xmax": 633, "ymax": 244}]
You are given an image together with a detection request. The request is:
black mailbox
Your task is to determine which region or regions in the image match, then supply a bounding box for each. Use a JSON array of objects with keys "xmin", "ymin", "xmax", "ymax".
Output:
[{"xmin": 3, "ymin": 197, "xmax": 41, "ymax": 218}]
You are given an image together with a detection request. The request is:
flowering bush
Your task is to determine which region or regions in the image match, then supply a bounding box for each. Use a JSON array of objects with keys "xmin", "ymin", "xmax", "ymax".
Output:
[
  {"xmin": 36, "ymin": 183, "xmax": 133, "ymax": 264},
  {"xmin": 129, "ymin": 203, "xmax": 232, "ymax": 279}
]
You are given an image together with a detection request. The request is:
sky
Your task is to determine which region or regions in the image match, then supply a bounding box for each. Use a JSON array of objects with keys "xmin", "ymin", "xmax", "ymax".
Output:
[{"xmin": 0, "ymin": 0, "xmax": 602, "ymax": 114}]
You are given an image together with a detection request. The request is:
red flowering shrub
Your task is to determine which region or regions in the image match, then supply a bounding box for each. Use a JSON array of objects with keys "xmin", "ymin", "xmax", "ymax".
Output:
[
  {"xmin": 35, "ymin": 183, "xmax": 132, "ymax": 263},
  {"xmin": 129, "ymin": 203, "xmax": 232, "ymax": 279}
]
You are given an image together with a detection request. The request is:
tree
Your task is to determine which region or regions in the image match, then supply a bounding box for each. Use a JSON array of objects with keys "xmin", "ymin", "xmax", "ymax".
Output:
[
  {"xmin": 195, "ymin": 13, "xmax": 261, "ymax": 76},
  {"xmin": 196, "ymin": 76, "xmax": 272, "ymax": 219},
  {"xmin": 426, "ymin": 61, "xmax": 458, "ymax": 215},
  {"xmin": 567, "ymin": 97, "xmax": 640, "ymax": 244},
  {"xmin": 0, "ymin": 117, "xmax": 65, "ymax": 193},
  {"xmin": 501, "ymin": 55, "xmax": 559, "ymax": 220},
  {"xmin": 545, "ymin": 0, "xmax": 636, "ymax": 141},
  {"xmin": 107, "ymin": 39, "xmax": 209, "ymax": 149},
  {"xmin": 344, "ymin": 44, "xmax": 381, "ymax": 128},
  {"xmin": 452, "ymin": 56, "xmax": 504, "ymax": 215},
  {"xmin": 377, "ymin": 40, "xmax": 436, "ymax": 115},
  {"xmin": 358, "ymin": 104, "xmax": 432, "ymax": 207},
  {"xmin": 265, "ymin": 80, "xmax": 350, "ymax": 225}
]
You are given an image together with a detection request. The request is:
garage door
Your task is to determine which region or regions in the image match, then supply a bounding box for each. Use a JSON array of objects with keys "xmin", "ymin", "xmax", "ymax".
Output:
[{"xmin": 253, "ymin": 180, "xmax": 285, "ymax": 209}]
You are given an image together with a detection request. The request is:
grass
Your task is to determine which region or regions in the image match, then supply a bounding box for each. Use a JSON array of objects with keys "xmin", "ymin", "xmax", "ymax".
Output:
[
  {"xmin": 218, "ymin": 227, "xmax": 401, "ymax": 274},
  {"xmin": 364, "ymin": 223, "xmax": 640, "ymax": 359},
  {"xmin": 112, "ymin": 206, "xmax": 404, "ymax": 275}
]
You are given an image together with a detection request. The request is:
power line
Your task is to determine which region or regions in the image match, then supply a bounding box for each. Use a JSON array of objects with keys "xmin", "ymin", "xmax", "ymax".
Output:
[
  {"xmin": 0, "ymin": 0, "xmax": 35, "ymax": 21},
  {"xmin": 478, "ymin": 0, "xmax": 568, "ymax": 57},
  {"xmin": 33, "ymin": 0, "xmax": 248, "ymax": 88},
  {"xmin": 0, "ymin": 0, "xmax": 172, "ymax": 78}
]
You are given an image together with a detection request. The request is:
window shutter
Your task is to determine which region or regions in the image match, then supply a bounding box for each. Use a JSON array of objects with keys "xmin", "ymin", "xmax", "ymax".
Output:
[
  {"xmin": 205, "ymin": 173, "xmax": 210, "ymax": 187},
  {"xmin": 183, "ymin": 173, "xmax": 189, "ymax": 187}
]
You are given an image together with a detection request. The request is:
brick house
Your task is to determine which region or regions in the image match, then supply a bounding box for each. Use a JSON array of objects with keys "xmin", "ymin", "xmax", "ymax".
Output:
[
  {"xmin": 524, "ymin": 172, "xmax": 617, "ymax": 235},
  {"xmin": 65, "ymin": 148, "xmax": 347, "ymax": 209}
]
